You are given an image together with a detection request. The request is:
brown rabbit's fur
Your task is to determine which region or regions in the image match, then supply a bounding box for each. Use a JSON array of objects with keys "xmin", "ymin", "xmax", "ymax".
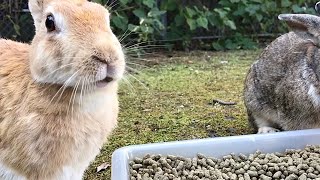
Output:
[
  {"xmin": 244, "ymin": 14, "xmax": 320, "ymax": 134},
  {"xmin": 0, "ymin": 0, "xmax": 125, "ymax": 179}
]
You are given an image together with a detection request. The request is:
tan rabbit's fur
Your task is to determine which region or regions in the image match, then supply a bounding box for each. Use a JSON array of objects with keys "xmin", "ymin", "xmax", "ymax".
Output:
[{"xmin": 0, "ymin": 0, "xmax": 125, "ymax": 179}]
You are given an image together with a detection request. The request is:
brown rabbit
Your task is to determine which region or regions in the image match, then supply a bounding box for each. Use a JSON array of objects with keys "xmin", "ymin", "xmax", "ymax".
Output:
[
  {"xmin": 244, "ymin": 13, "xmax": 320, "ymax": 134},
  {"xmin": 0, "ymin": 0, "xmax": 125, "ymax": 179}
]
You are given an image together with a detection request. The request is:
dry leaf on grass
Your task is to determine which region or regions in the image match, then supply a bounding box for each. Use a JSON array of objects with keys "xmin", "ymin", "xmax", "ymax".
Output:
[{"xmin": 96, "ymin": 162, "xmax": 111, "ymax": 173}]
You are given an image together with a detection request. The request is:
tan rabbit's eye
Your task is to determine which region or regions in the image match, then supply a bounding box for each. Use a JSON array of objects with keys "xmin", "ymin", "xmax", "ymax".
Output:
[{"xmin": 45, "ymin": 14, "xmax": 56, "ymax": 32}]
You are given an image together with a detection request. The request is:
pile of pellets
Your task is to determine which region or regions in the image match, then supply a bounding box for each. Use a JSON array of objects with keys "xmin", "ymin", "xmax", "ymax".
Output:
[{"xmin": 129, "ymin": 145, "xmax": 320, "ymax": 180}]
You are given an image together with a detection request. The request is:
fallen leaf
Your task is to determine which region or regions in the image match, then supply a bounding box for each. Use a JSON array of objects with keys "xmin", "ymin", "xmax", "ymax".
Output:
[
  {"xmin": 142, "ymin": 109, "xmax": 152, "ymax": 112},
  {"xmin": 96, "ymin": 162, "xmax": 111, "ymax": 173},
  {"xmin": 224, "ymin": 116, "xmax": 236, "ymax": 121}
]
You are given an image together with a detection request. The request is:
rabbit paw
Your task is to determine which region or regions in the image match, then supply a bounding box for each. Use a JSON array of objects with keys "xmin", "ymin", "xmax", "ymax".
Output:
[{"xmin": 257, "ymin": 127, "xmax": 280, "ymax": 134}]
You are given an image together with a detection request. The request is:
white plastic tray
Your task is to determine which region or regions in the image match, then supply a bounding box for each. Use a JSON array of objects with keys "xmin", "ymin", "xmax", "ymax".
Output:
[{"xmin": 111, "ymin": 129, "xmax": 320, "ymax": 180}]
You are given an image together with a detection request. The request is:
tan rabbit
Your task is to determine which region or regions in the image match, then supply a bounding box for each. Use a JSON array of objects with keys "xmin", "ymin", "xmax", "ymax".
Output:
[{"xmin": 0, "ymin": 0, "xmax": 125, "ymax": 179}]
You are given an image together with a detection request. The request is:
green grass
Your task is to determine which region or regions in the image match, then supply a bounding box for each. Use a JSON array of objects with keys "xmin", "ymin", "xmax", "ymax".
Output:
[{"xmin": 83, "ymin": 50, "xmax": 260, "ymax": 180}]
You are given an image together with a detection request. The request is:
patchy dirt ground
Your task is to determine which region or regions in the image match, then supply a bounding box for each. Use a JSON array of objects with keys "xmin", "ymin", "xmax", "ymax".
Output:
[{"xmin": 83, "ymin": 50, "xmax": 261, "ymax": 179}]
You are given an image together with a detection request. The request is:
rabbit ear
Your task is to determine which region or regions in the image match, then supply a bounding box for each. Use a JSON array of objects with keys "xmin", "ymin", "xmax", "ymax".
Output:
[
  {"xmin": 278, "ymin": 14, "xmax": 320, "ymax": 36},
  {"xmin": 315, "ymin": 2, "xmax": 320, "ymax": 14},
  {"xmin": 28, "ymin": 0, "xmax": 52, "ymax": 23},
  {"xmin": 29, "ymin": 0, "xmax": 86, "ymax": 21}
]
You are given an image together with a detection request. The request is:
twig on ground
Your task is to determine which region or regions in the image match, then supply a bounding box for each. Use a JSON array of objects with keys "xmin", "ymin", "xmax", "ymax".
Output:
[{"xmin": 211, "ymin": 99, "xmax": 237, "ymax": 106}]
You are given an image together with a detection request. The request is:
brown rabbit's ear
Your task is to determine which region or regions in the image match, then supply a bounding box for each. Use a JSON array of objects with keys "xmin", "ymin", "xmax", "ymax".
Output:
[{"xmin": 278, "ymin": 14, "xmax": 320, "ymax": 37}]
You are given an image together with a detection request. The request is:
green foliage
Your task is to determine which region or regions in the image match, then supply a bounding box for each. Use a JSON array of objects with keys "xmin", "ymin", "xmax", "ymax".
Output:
[
  {"xmin": 0, "ymin": 0, "xmax": 317, "ymax": 50},
  {"xmin": 103, "ymin": 0, "xmax": 316, "ymax": 50}
]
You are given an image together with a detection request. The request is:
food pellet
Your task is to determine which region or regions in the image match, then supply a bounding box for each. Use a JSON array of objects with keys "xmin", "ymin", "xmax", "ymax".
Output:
[
  {"xmin": 129, "ymin": 145, "xmax": 320, "ymax": 179},
  {"xmin": 298, "ymin": 174, "xmax": 307, "ymax": 180},
  {"xmin": 260, "ymin": 174, "xmax": 271, "ymax": 180},
  {"xmin": 273, "ymin": 171, "xmax": 282, "ymax": 178}
]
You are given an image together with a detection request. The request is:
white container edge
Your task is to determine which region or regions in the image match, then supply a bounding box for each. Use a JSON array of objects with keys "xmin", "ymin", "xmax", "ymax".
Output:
[{"xmin": 111, "ymin": 129, "xmax": 320, "ymax": 180}]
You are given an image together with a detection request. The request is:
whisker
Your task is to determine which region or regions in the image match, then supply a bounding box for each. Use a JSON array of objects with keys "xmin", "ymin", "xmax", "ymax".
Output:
[
  {"xmin": 47, "ymin": 70, "xmax": 80, "ymax": 111},
  {"xmin": 123, "ymin": 41, "xmax": 151, "ymax": 49},
  {"xmin": 126, "ymin": 73, "xmax": 149, "ymax": 90},
  {"xmin": 118, "ymin": 28, "xmax": 130, "ymax": 43},
  {"xmin": 127, "ymin": 57, "xmax": 153, "ymax": 62},
  {"xmin": 67, "ymin": 80, "xmax": 78, "ymax": 116},
  {"xmin": 84, "ymin": 76, "xmax": 90, "ymax": 100},
  {"xmin": 105, "ymin": 0, "xmax": 110, "ymax": 6},
  {"xmin": 125, "ymin": 45, "xmax": 167, "ymax": 52},
  {"xmin": 122, "ymin": 39, "xmax": 162, "ymax": 48},
  {"xmin": 80, "ymin": 77, "xmax": 85, "ymax": 110},
  {"xmin": 126, "ymin": 51, "xmax": 165, "ymax": 59},
  {"xmin": 125, "ymin": 66, "xmax": 145, "ymax": 75},
  {"xmin": 91, "ymin": 75, "xmax": 96, "ymax": 93},
  {"xmin": 126, "ymin": 61, "xmax": 149, "ymax": 68},
  {"xmin": 34, "ymin": 63, "xmax": 77, "ymax": 83},
  {"xmin": 35, "ymin": 55, "xmax": 93, "ymax": 94},
  {"xmin": 121, "ymin": 37, "xmax": 142, "ymax": 49},
  {"xmin": 71, "ymin": 80, "xmax": 81, "ymax": 116},
  {"xmin": 121, "ymin": 76, "xmax": 136, "ymax": 94},
  {"xmin": 119, "ymin": 28, "xmax": 137, "ymax": 43},
  {"xmin": 107, "ymin": 0, "xmax": 119, "ymax": 10},
  {"xmin": 123, "ymin": 40, "xmax": 169, "ymax": 49}
]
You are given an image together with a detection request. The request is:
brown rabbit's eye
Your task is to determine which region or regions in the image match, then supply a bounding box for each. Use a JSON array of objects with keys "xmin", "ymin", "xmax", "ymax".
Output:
[{"xmin": 45, "ymin": 14, "xmax": 55, "ymax": 32}]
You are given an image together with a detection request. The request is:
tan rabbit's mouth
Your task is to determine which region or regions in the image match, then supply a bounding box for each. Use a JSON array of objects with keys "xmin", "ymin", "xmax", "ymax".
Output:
[{"xmin": 96, "ymin": 76, "xmax": 114, "ymax": 88}]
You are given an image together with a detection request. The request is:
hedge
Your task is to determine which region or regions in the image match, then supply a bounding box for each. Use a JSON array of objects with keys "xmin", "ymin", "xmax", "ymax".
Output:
[{"xmin": 0, "ymin": 0, "xmax": 316, "ymax": 50}]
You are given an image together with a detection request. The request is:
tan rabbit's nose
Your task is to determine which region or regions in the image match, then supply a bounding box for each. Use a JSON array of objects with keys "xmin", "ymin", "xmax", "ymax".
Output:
[
  {"xmin": 94, "ymin": 32, "xmax": 123, "ymax": 58},
  {"xmin": 91, "ymin": 55, "xmax": 107, "ymax": 64}
]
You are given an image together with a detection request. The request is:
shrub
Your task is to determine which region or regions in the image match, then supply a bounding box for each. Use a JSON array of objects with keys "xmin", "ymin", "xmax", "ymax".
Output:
[
  {"xmin": 103, "ymin": 0, "xmax": 316, "ymax": 50},
  {"xmin": 1, "ymin": 0, "xmax": 317, "ymax": 50}
]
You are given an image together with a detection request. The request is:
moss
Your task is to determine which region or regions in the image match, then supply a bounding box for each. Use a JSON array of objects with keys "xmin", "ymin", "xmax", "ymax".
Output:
[{"xmin": 83, "ymin": 50, "xmax": 261, "ymax": 180}]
